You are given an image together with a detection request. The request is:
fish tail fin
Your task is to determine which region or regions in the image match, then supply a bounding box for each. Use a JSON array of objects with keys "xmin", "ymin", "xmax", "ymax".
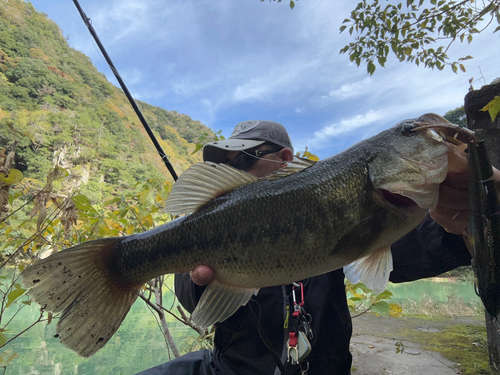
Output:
[{"xmin": 21, "ymin": 238, "xmax": 141, "ymax": 357}]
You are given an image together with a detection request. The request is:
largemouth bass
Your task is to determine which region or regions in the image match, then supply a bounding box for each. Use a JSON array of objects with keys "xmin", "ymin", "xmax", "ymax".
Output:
[{"xmin": 21, "ymin": 113, "xmax": 472, "ymax": 357}]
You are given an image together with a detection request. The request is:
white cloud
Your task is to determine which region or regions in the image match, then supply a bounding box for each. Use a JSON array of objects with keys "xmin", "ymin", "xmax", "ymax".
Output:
[
  {"xmin": 315, "ymin": 110, "xmax": 386, "ymax": 138},
  {"xmin": 329, "ymin": 77, "xmax": 373, "ymax": 99},
  {"xmin": 233, "ymin": 78, "xmax": 272, "ymax": 102}
]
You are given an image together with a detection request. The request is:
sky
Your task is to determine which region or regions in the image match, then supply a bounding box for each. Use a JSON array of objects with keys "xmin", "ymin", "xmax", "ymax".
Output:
[{"xmin": 28, "ymin": 0, "xmax": 499, "ymax": 159}]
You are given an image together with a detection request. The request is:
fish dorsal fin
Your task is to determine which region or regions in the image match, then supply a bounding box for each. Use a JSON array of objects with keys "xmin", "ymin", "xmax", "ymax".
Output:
[
  {"xmin": 343, "ymin": 246, "xmax": 393, "ymax": 294},
  {"xmin": 264, "ymin": 156, "xmax": 317, "ymax": 180},
  {"xmin": 191, "ymin": 280, "xmax": 258, "ymax": 327},
  {"xmin": 165, "ymin": 162, "xmax": 259, "ymax": 216}
]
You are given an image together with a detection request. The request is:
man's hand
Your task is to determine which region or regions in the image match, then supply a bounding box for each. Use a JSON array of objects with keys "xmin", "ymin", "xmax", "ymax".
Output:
[
  {"xmin": 190, "ymin": 265, "xmax": 214, "ymax": 286},
  {"xmin": 430, "ymin": 144, "xmax": 500, "ymax": 235}
]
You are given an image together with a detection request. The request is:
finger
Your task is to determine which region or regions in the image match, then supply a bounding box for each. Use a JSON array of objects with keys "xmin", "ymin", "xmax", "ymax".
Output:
[
  {"xmin": 190, "ymin": 265, "xmax": 214, "ymax": 286},
  {"xmin": 447, "ymin": 144, "xmax": 468, "ymax": 174}
]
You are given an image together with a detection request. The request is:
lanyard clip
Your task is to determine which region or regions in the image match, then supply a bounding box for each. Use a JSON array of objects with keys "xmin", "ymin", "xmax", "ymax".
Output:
[{"xmin": 292, "ymin": 282, "xmax": 304, "ymax": 316}]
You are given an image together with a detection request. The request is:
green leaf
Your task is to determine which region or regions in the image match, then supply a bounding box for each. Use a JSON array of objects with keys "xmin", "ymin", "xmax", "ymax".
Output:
[
  {"xmin": 0, "ymin": 332, "xmax": 7, "ymax": 346},
  {"xmin": 103, "ymin": 197, "xmax": 121, "ymax": 207},
  {"xmin": 72, "ymin": 194, "xmax": 96, "ymax": 213},
  {"xmin": 6, "ymin": 285, "xmax": 26, "ymax": 308},
  {"xmin": 190, "ymin": 143, "xmax": 204, "ymax": 155},
  {"xmin": 7, "ymin": 218, "xmax": 23, "ymax": 229},
  {"xmin": 0, "ymin": 169, "xmax": 23, "ymax": 186},
  {"xmin": 376, "ymin": 290, "xmax": 393, "ymax": 300},
  {"xmin": 289, "ymin": 0, "xmax": 295, "ymax": 10},
  {"xmin": 367, "ymin": 60, "xmax": 376, "ymax": 75},
  {"xmin": 371, "ymin": 301, "xmax": 390, "ymax": 317}
]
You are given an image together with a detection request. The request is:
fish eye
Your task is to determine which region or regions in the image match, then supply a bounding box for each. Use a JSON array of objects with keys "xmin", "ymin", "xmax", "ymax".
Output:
[{"xmin": 400, "ymin": 122, "xmax": 416, "ymax": 137}]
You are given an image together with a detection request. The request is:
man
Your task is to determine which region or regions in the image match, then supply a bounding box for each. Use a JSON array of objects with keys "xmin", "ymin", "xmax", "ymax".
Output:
[{"xmin": 139, "ymin": 120, "xmax": 498, "ymax": 375}]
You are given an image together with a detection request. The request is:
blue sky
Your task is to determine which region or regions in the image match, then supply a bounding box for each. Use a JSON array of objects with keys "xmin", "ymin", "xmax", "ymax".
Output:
[{"xmin": 29, "ymin": 0, "xmax": 499, "ymax": 159}]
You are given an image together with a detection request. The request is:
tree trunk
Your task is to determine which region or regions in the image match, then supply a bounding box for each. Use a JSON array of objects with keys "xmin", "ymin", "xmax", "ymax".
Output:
[{"xmin": 464, "ymin": 82, "xmax": 500, "ymax": 372}]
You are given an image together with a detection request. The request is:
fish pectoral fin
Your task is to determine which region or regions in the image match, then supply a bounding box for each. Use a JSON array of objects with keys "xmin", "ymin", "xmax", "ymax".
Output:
[
  {"xmin": 164, "ymin": 162, "xmax": 259, "ymax": 215},
  {"xmin": 191, "ymin": 280, "xmax": 258, "ymax": 327},
  {"xmin": 343, "ymin": 246, "xmax": 393, "ymax": 294}
]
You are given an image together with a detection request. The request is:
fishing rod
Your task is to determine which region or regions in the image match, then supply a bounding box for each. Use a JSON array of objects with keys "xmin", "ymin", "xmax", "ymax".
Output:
[{"xmin": 72, "ymin": 0, "xmax": 178, "ymax": 181}]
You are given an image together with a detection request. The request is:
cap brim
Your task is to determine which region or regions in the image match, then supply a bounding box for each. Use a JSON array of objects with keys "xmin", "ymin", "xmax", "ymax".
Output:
[{"xmin": 202, "ymin": 139, "xmax": 266, "ymax": 163}]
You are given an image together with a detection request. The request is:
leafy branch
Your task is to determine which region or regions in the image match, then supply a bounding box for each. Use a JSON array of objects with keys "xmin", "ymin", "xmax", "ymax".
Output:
[
  {"xmin": 340, "ymin": 0, "xmax": 500, "ymax": 74},
  {"xmin": 345, "ymin": 281, "xmax": 402, "ymax": 318}
]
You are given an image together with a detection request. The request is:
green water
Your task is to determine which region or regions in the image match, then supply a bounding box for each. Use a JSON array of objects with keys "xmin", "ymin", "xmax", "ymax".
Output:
[
  {"xmin": 1, "ymin": 278, "xmax": 481, "ymax": 375},
  {"xmin": 387, "ymin": 279, "xmax": 481, "ymax": 304},
  {"xmin": 1, "ymin": 275, "xmax": 195, "ymax": 375}
]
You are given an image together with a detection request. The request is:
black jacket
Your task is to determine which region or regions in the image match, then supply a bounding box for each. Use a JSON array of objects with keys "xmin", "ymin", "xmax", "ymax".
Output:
[{"xmin": 174, "ymin": 215, "xmax": 472, "ymax": 375}]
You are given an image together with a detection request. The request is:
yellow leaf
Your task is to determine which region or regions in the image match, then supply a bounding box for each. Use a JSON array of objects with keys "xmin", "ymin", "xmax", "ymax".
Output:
[
  {"xmin": 23, "ymin": 243, "xmax": 30, "ymax": 253},
  {"xmin": 73, "ymin": 220, "xmax": 84, "ymax": 230},
  {"xmin": 104, "ymin": 218, "xmax": 114, "ymax": 228},
  {"xmin": 139, "ymin": 188, "xmax": 151, "ymax": 203},
  {"xmin": 302, "ymin": 151, "xmax": 320, "ymax": 161},
  {"xmin": 142, "ymin": 213, "xmax": 154, "ymax": 227},
  {"xmin": 480, "ymin": 96, "xmax": 500, "ymax": 122},
  {"xmin": 389, "ymin": 303, "xmax": 402, "ymax": 317}
]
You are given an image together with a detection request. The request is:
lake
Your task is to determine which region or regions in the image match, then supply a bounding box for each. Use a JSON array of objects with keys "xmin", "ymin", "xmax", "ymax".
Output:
[
  {"xmin": 2, "ymin": 277, "xmax": 482, "ymax": 375},
  {"xmin": 387, "ymin": 278, "xmax": 481, "ymax": 305}
]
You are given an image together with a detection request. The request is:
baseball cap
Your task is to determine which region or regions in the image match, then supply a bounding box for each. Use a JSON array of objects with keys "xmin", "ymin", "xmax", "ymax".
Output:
[{"xmin": 203, "ymin": 120, "xmax": 294, "ymax": 163}]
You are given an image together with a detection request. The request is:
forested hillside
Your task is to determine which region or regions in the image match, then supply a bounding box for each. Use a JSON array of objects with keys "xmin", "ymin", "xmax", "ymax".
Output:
[{"xmin": 0, "ymin": 0, "xmax": 211, "ymax": 202}]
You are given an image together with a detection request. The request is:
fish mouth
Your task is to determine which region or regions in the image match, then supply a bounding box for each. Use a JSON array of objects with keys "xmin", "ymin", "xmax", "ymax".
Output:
[
  {"xmin": 380, "ymin": 190, "xmax": 417, "ymax": 208},
  {"xmin": 374, "ymin": 153, "xmax": 446, "ymax": 210}
]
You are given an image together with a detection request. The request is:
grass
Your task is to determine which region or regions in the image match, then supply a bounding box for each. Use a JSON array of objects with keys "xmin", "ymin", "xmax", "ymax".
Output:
[
  {"xmin": 395, "ymin": 287, "xmax": 494, "ymax": 375},
  {"xmin": 401, "ymin": 291, "xmax": 484, "ymax": 317},
  {"xmin": 399, "ymin": 320, "xmax": 492, "ymax": 375}
]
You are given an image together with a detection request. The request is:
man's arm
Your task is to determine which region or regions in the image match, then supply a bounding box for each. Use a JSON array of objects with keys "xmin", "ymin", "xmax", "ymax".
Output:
[{"xmin": 390, "ymin": 214, "xmax": 471, "ymax": 282}]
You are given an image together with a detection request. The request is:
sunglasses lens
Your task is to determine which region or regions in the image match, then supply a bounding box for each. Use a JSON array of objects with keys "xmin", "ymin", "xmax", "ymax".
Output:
[{"xmin": 231, "ymin": 153, "xmax": 256, "ymax": 170}]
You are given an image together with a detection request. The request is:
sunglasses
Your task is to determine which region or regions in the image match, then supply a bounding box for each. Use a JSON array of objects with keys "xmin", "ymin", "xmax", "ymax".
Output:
[{"xmin": 229, "ymin": 148, "xmax": 283, "ymax": 170}]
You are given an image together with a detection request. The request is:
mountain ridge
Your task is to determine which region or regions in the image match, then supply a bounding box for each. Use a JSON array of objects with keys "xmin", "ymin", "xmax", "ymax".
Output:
[{"xmin": 0, "ymin": 0, "xmax": 211, "ymax": 201}]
